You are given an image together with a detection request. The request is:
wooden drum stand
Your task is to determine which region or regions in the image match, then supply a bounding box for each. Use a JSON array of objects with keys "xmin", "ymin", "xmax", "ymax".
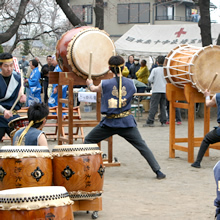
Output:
[
  {"xmin": 49, "ymin": 71, "xmax": 120, "ymax": 218},
  {"xmin": 166, "ymin": 83, "xmax": 220, "ymax": 163}
]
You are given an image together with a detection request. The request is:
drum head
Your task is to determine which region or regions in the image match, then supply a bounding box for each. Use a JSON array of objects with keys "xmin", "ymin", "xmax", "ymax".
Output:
[
  {"xmin": 67, "ymin": 28, "xmax": 115, "ymax": 77},
  {"xmin": 191, "ymin": 45, "xmax": 220, "ymax": 95}
]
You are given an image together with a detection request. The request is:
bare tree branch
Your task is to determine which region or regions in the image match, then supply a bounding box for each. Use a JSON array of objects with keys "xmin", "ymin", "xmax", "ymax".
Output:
[{"xmin": 0, "ymin": 0, "xmax": 30, "ymax": 44}]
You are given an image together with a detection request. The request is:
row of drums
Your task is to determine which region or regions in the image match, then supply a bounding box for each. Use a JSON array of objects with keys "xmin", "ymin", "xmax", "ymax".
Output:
[{"xmin": 0, "ymin": 144, "xmax": 105, "ymax": 219}]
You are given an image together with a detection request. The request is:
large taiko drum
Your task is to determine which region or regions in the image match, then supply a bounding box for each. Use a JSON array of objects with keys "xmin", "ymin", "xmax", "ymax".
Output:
[
  {"xmin": 0, "ymin": 146, "xmax": 52, "ymax": 190},
  {"xmin": 56, "ymin": 26, "xmax": 115, "ymax": 79},
  {"xmin": 0, "ymin": 186, "xmax": 74, "ymax": 220},
  {"xmin": 52, "ymin": 144, "xmax": 105, "ymax": 200},
  {"xmin": 164, "ymin": 44, "xmax": 220, "ymax": 95}
]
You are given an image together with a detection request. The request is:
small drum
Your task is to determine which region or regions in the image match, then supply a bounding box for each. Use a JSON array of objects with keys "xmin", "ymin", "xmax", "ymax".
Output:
[
  {"xmin": 164, "ymin": 44, "xmax": 220, "ymax": 95},
  {"xmin": 0, "ymin": 186, "xmax": 74, "ymax": 220},
  {"xmin": 8, "ymin": 116, "xmax": 29, "ymax": 131},
  {"xmin": 56, "ymin": 26, "xmax": 115, "ymax": 79},
  {"xmin": 0, "ymin": 146, "xmax": 52, "ymax": 190},
  {"xmin": 52, "ymin": 144, "xmax": 105, "ymax": 200}
]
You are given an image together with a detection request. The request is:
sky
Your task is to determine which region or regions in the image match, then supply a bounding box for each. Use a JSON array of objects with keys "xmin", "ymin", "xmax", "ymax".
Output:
[{"xmin": 211, "ymin": 0, "xmax": 220, "ymax": 23}]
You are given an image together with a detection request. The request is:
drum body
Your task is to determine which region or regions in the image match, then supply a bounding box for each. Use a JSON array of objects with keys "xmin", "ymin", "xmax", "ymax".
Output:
[
  {"xmin": 52, "ymin": 144, "xmax": 105, "ymax": 200},
  {"xmin": 164, "ymin": 44, "xmax": 220, "ymax": 95},
  {"xmin": 56, "ymin": 26, "xmax": 115, "ymax": 79},
  {"xmin": 0, "ymin": 186, "xmax": 74, "ymax": 220},
  {"xmin": 0, "ymin": 146, "xmax": 52, "ymax": 190}
]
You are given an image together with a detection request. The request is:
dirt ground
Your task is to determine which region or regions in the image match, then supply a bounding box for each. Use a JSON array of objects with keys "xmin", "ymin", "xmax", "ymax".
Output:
[{"xmin": 1, "ymin": 109, "xmax": 220, "ymax": 220}]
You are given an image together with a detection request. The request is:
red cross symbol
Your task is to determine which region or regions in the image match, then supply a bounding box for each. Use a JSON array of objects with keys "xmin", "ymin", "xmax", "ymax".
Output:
[{"xmin": 175, "ymin": 28, "xmax": 187, "ymax": 38}]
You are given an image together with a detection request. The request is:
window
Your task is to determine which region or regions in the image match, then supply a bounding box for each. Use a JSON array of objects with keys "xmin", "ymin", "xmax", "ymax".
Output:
[
  {"xmin": 117, "ymin": 3, "xmax": 150, "ymax": 24},
  {"xmin": 156, "ymin": 4, "xmax": 174, "ymax": 20},
  {"xmin": 72, "ymin": 5, "xmax": 93, "ymax": 24}
]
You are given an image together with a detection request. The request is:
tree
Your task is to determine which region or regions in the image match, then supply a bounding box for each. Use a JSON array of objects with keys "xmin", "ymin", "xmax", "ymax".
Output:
[
  {"xmin": 0, "ymin": 0, "xmax": 30, "ymax": 44},
  {"xmin": 94, "ymin": 0, "xmax": 104, "ymax": 30},
  {"xmin": 198, "ymin": 0, "xmax": 212, "ymax": 46},
  {"xmin": 0, "ymin": 0, "xmax": 70, "ymax": 53},
  {"xmin": 0, "ymin": 45, "xmax": 3, "ymax": 53},
  {"xmin": 55, "ymin": 0, "xmax": 85, "ymax": 26},
  {"xmin": 21, "ymin": 40, "xmax": 30, "ymax": 55}
]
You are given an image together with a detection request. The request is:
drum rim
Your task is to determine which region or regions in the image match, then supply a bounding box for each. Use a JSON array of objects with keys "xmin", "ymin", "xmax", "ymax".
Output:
[{"xmin": 8, "ymin": 116, "xmax": 28, "ymax": 127}]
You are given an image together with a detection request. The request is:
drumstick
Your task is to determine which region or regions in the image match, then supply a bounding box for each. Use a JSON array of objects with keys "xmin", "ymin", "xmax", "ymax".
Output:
[
  {"xmin": 208, "ymin": 72, "xmax": 218, "ymax": 91},
  {"xmin": 88, "ymin": 52, "xmax": 92, "ymax": 80},
  {"xmin": 10, "ymin": 71, "xmax": 24, "ymax": 112}
]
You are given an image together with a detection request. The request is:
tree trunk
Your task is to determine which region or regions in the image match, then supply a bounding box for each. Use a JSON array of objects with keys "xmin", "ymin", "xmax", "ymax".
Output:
[
  {"xmin": 217, "ymin": 34, "xmax": 220, "ymax": 45},
  {"xmin": 55, "ymin": 0, "xmax": 86, "ymax": 26},
  {"xmin": 0, "ymin": 0, "xmax": 30, "ymax": 44},
  {"xmin": 94, "ymin": 0, "xmax": 104, "ymax": 30},
  {"xmin": 198, "ymin": 0, "xmax": 212, "ymax": 46}
]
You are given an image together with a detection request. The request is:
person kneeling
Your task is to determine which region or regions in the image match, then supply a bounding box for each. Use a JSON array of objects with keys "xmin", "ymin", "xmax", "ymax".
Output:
[{"xmin": 13, "ymin": 102, "xmax": 49, "ymax": 146}]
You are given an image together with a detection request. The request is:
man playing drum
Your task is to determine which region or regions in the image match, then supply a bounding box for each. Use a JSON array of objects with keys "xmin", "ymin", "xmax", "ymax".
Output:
[
  {"xmin": 192, "ymin": 89, "xmax": 220, "ymax": 168},
  {"xmin": 85, "ymin": 55, "xmax": 166, "ymax": 179},
  {"xmin": 13, "ymin": 102, "xmax": 49, "ymax": 146},
  {"xmin": 0, "ymin": 53, "xmax": 26, "ymax": 141}
]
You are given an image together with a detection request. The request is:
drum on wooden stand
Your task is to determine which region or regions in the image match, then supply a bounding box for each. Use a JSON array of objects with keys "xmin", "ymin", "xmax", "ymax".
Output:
[
  {"xmin": 0, "ymin": 186, "xmax": 74, "ymax": 220},
  {"xmin": 52, "ymin": 144, "xmax": 105, "ymax": 201},
  {"xmin": 56, "ymin": 26, "xmax": 115, "ymax": 79},
  {"xmin": 0, "ymin": 146, "xmax": 52, "ymax": 190},
  {"xmin": 164, "ymin": 44, "xmax": 220, "ymax": 95}
]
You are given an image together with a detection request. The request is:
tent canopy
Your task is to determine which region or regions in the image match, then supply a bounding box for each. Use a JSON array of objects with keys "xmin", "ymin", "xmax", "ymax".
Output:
[{"xmin": 115, "ymin": 24, "xmax": 220, "ymax": 57}]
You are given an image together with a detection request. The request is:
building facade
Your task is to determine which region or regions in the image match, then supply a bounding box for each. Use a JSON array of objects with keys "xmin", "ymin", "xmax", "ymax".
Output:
[{"xmin": 69, "ymin": 0, "xmax": 201, "ymax": 41}]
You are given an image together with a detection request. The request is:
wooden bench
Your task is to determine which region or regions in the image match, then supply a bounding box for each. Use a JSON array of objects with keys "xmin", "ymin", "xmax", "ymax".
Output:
[{"xmin": 2, "ymin": 106, "xmax": 84, "ymax": 143}]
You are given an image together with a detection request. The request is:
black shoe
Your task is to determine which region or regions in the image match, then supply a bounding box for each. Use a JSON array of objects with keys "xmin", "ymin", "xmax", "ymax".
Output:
[
  {"xmin": 143, "ymin": 123, "xmax": 155, "ymax": 127},
  {"xmin": 156, "ymin": 170, "xmax": 166, "ymax": 179},
  {"xmin": 191, "ymin": 161, "xmax": 201, "ymax": 168}
]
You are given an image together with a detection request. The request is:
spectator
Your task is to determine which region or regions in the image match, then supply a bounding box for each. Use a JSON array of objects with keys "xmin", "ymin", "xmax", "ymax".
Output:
[
  {"xmin": 166, "ymin": 100, "xmax": 182, "ymax": 125},
  {"xmin": 122, "ymin": 65, "xmax": 129, "ymax": 77},
  {"xmin": 125, "ymin": 55, "xmax": 134, "ymax": 70},
  {"xmin": 24, "ymin": 59, "xmax": 41, "ymax": 106},
  {"xmin": 41, "ymin": 55, "xmax": 55, "ymax": 104},
  {"xmin": 135, "ymin": 59, "xmax": 150, "ymax": 84},
  {"xmin": 48, "ymin": 56, "xmax": 68, "ymax": 112},
  {"xmin": 18, "ymin": 56, "xmax": 29, "ymax": 76},
  {"xmin": 128, "ymin": 58, "xmax": 140, "ymax": 79},
  {"xmin": 143, "ymin": 56, "xmax": 167, "ymax": 127}
]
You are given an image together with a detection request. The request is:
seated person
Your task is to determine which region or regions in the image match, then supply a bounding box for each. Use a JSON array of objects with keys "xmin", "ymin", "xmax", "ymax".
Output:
[
  {"xmin": 13, "ymin": 102, "xmax": 49, "ymax": 146},
  {"xmin": 135, "ymin": 59, "xmax": 150, "ymax": 84},
  {"xmin": 122, "ymin": 65, "xmax": 129, "ymax": 77}
]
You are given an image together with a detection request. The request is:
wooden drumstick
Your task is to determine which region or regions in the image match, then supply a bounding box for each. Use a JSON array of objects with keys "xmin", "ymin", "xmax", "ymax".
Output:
[
  {"xmin": 208, "ymin": 72, "xmax": 218, "ymax": 91},
  {"xmin": 88, "ymin": 52, "xmax": 92, "ymax": 80}
]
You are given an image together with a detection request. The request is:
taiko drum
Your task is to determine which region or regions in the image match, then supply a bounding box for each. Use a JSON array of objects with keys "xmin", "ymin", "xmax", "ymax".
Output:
[
  {"xmin": 0, "ymin": 146, "xmax": 52, "ymax": 190},
  {"xmin": 56, "ymin": 26, "xmax": 115, "ymax": 79},
  {"xmin": 164, "ymin": 44, "xmax": 220, "ymax": 95},
  {"xmin": 52, "ymin": 144, "xmax": 105, "ymax": 200},
  {"xmin": 0, "ymin": 186, "xmax": 74, "ymax": 220}
]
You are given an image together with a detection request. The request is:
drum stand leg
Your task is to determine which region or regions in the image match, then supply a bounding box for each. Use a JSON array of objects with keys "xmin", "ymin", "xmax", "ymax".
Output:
[{"xmin": 72, "ymin": 197, "xmax": 102, "ymax": 219}]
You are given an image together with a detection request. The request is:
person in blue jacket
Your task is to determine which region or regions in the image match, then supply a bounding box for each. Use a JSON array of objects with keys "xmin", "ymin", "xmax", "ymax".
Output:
[
  {"xmin": 48, "ymin": 56, "xmax": 68, "ymax": 112},
  {"xmin": 24, "ymin": 59, "xmax": 41, "ymax": 106}
]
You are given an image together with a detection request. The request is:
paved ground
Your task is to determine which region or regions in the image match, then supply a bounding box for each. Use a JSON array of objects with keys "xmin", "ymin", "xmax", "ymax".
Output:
[{"xmin": 1, "ymin": 109, "xmax": 220, "ymax": 220}]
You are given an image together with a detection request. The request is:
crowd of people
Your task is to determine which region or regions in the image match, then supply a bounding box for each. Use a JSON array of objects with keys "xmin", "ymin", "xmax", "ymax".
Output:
[{"xmin": 122, "ymin": 54, "xmax": 182, "ymax": 127}]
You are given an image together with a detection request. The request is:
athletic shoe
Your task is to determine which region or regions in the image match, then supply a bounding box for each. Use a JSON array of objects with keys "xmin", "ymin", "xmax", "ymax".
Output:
[
  {"xmin": 156, "ymin": 170, "xmax": 166, "ymax": 179},
  {"xmin": 143, "ymin": 123, "xmax": 155, "ymax": 127},
  {"xmin": 177, "ymin": 121, "xmax": 182, "ymax": 125}
]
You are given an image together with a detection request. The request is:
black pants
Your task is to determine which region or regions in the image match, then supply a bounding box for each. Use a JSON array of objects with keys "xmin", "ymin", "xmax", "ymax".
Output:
[
  {"xmin": 84, "ymin": 125, "xmax": 161, "ymax": 172},
  {"xmin": 43, "ymin": 80, "xmax": 49, "ymax": 104},
  {"xmin": 0, "ymin": 127, "xmax": 11, "ymax": 141},
  {"xmin": 195, "ymin": 128, "xmax": 220, "ymax": 163}
]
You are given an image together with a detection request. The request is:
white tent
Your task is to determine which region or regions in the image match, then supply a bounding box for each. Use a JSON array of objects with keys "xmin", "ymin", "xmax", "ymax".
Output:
[{"xmin": 115, "ymin": 23, "xmax": 220, "ymax": 57}]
